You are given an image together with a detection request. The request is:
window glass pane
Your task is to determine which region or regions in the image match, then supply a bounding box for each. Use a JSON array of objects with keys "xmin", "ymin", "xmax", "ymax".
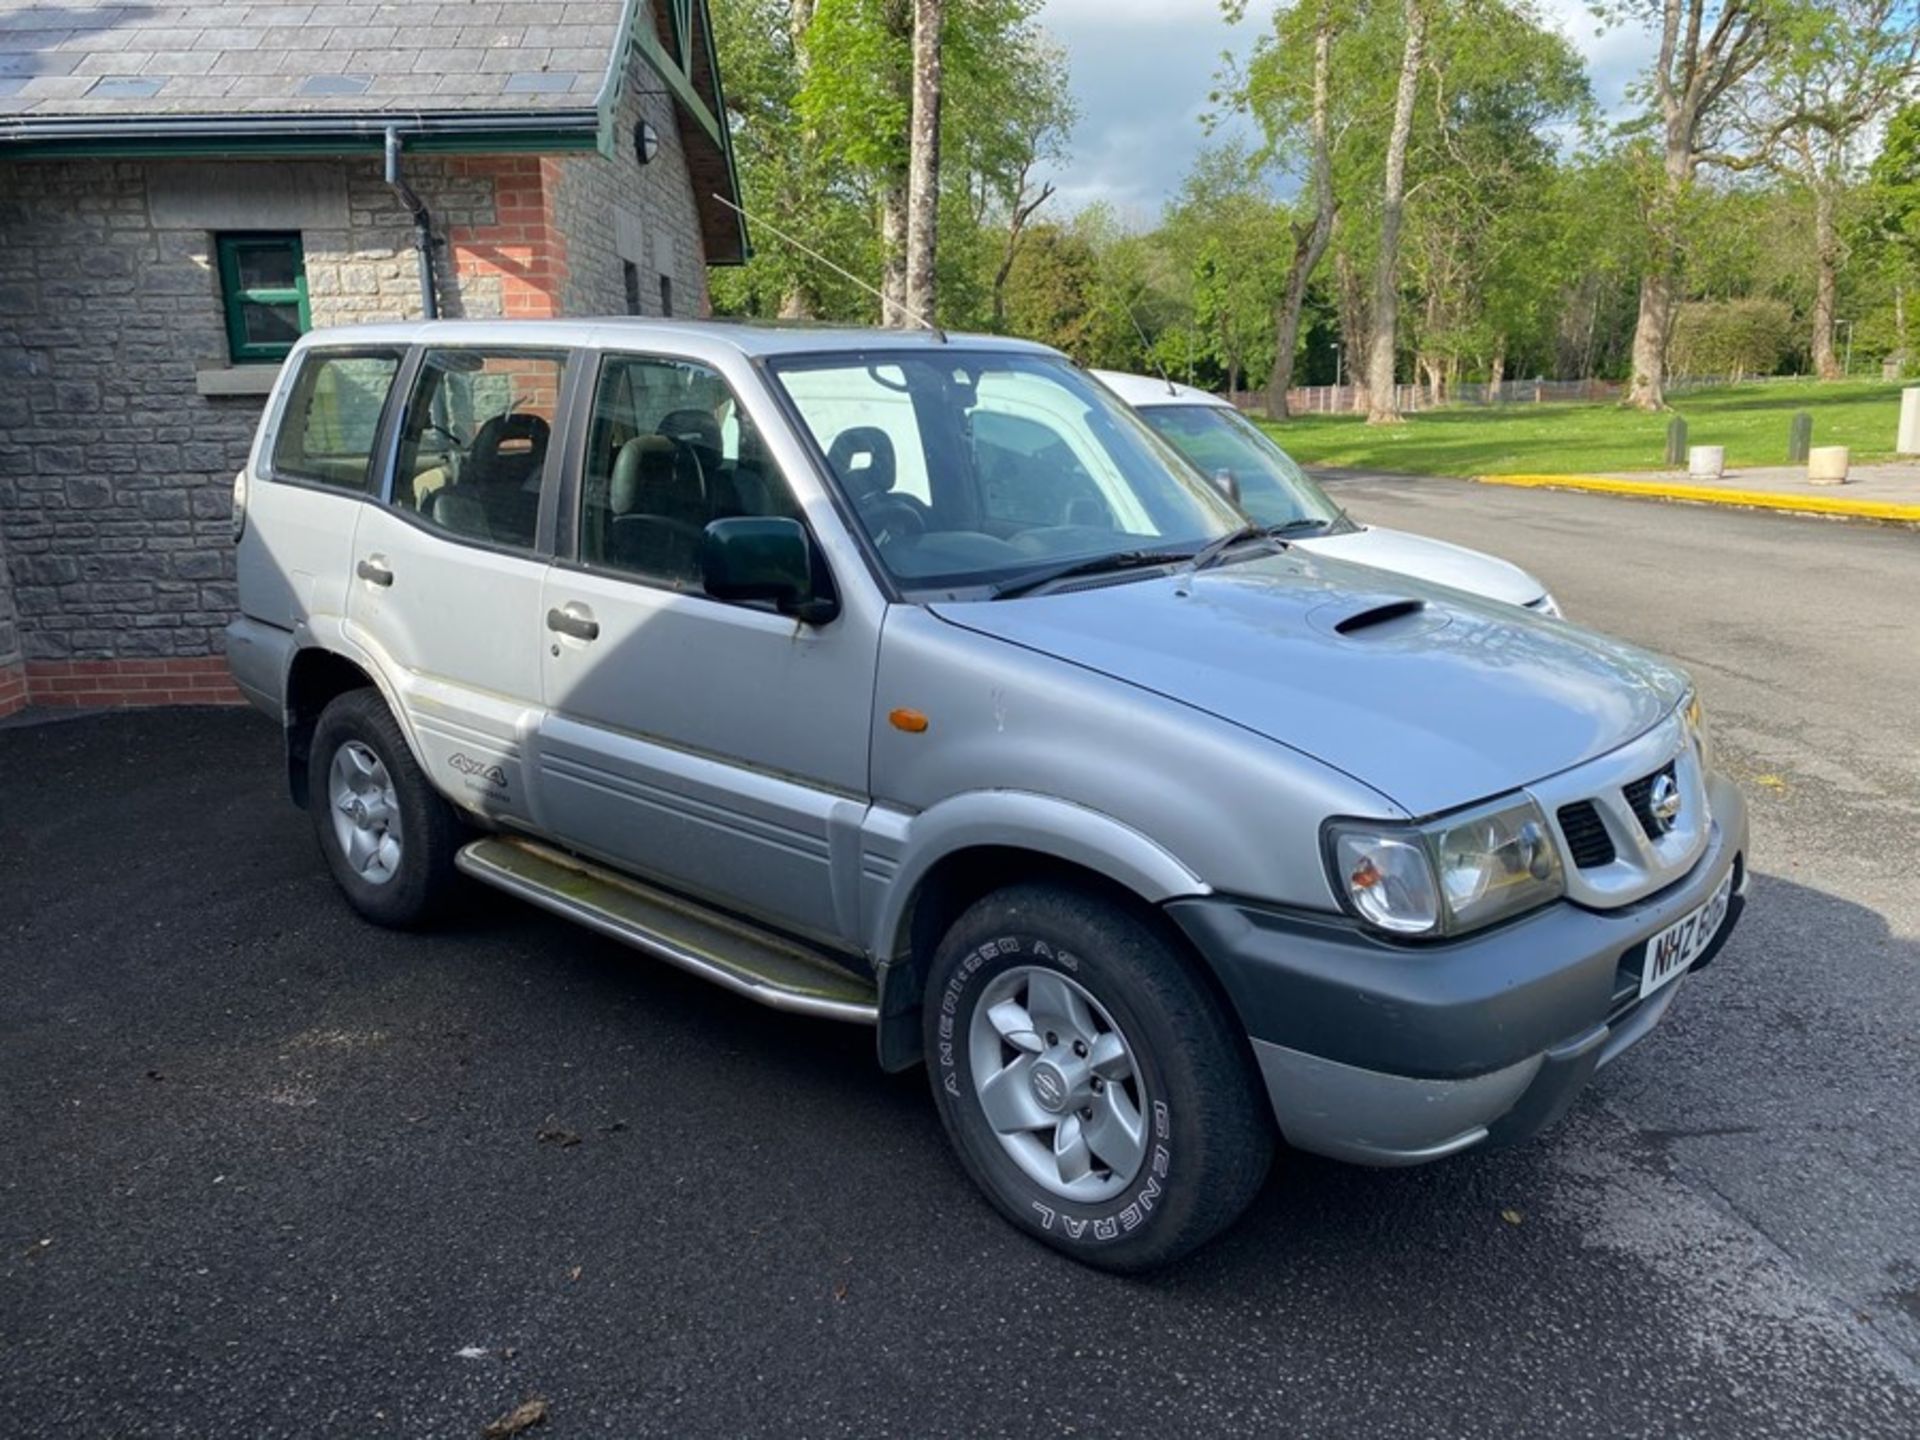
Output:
[
  {"xmin": 1137, "ymin": 405, "xmax": 1341, "ymax": 529},
  {"xmin": 771, "ymin": 353, "xmax": 1238, "ymax": 591},
  {"xmin": 391, "ymin": 350, "xmax": 564, "ymax": 550},
  {"xmin": 241, "ymin": 301, "xmax": 304, "ymax": 347},
  {"xmin": 270, "ymin": 352, "xmax": 401, "ymax": 489},
  {"xmin": 579, "ymin": 355, "xmax": 797, "ymax": 589},
  {"xmin": 235, "ymin": 243, "xmax": 300, "ymax": 290}
]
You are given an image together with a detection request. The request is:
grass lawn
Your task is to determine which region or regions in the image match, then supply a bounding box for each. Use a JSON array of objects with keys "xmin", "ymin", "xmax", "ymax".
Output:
[{"xmin": 1258, "ymin": 378, "xmax": 1912, "ymax": 477}]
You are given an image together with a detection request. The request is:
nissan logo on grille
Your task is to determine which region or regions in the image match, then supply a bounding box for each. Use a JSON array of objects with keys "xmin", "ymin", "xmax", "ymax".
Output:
[{"xmin": 1648, "ymin": 773, "xmax": 1682, "ymax": 833}]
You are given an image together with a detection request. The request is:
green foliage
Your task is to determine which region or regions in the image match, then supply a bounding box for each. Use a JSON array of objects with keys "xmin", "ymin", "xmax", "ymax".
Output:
[{"xmin": 1669, "ymin": 298, "xmax": 1799, "ymax": 379}]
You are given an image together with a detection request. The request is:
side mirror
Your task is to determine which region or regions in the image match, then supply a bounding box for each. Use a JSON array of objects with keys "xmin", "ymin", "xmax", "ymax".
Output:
[
  {"xmin": 1211, "ymin": 467, "xmax": 1241, "ymax": 504},
  {"xmin": 701, "ymin": 517, "xmax": 838, "ymax": 623}
]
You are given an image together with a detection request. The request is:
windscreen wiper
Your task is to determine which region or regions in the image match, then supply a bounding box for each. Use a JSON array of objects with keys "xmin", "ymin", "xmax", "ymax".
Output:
[
  {"xmin": 991, "ymin": 548, "xmax": 1198, "ymax": 600},
  {"xmin": 1188, "ymin": 523, "xmax": 1282, "ymax": 574},
  {"xmin": 1264, "ymin": 516, "xmax": 1334, "ymax": 537}
]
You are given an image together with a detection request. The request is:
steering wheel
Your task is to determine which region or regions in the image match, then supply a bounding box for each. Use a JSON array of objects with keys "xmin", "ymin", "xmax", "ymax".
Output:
[{"xmin": 856, "ymin": 491, "xmax": 928, "ymax": 547}]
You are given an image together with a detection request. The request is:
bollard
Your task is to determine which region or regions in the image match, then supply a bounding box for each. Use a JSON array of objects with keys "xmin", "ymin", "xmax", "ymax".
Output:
[
  {"xmin": 1689, "ymin": 445, "xmax": 1725, "ymax": 480},
  {"xmin": 1807, "ymin": 445, "xmax": 1850, "ymax": 485},
  {"xmin": 1665, "ymin": 416, "xmax": 1688, "ymax": 466},
  {"xmin": 1788, "ymin": 411, "xmax": 1812, "ymax": 463},
  {"xmin": 1899, "ymin": 387, "xmax": 1920, "ymax": 455}
]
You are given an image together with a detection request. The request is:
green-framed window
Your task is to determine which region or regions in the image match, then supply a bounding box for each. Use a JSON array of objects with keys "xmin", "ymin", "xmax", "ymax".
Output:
[{"xmin": 216, "ymin": 233, "xmax": 311, "ymax": 364}]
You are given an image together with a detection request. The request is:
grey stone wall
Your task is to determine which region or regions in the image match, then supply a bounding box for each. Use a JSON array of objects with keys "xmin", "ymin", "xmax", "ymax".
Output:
[
  {"xmin": 0, "ymin": 518, "xmax": 19, "ymax": 673},
  {"xmin": 0, "ymin": 67, "xmax": 716, "ymax": 669},
  {"xmin": 0, "ymin": 154, "xmax": 503, "ymax": 664},
  {"xmin": 551, "ymin": 34, "xmax": 713, "ymax": 320}
]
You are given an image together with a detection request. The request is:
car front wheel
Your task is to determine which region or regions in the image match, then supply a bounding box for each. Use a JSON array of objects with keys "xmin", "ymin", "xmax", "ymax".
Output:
[{"xmin": 924, "ymin": 881, "xmax": 1274, "ymax": 1271}]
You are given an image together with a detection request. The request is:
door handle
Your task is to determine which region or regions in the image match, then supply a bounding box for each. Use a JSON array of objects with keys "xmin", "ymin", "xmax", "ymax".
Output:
[
  {"xmin": 356, "ymin": 556, "xmax": 394, "ymax": 587},
  {"xmin": 546, "ymin": 603, "xmax": 600, "ymax": 642}
]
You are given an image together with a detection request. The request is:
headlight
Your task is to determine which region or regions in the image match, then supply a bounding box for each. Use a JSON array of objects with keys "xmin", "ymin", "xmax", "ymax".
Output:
[
  {"xmin": 1326, "ymin": 794, "xmax": 1564, "ymax": 939},
  {"xmin": 1529, "ymin": 592, "xmax": 1562, "ymax": 618}
]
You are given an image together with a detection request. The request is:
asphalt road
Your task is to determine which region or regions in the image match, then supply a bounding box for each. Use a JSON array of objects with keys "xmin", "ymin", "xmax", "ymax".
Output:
[{"xmin": 3, "ymin": 480, "xmax": 1918, "ymax": 1438}]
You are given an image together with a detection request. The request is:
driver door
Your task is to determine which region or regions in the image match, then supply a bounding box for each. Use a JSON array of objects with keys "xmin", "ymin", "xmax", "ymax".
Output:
[{"xmin": 535, "ymin": 351, "xmax": 879, "ymax": 947}]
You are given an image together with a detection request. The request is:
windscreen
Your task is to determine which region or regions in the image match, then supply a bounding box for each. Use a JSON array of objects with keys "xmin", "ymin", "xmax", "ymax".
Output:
[
  {"xmin": 1136, "ymin": 404, "xmax": 1345, "ymax": 532},
  {"xmin": 771, "ymin": 352, "xmax": 1243, "ymax": 593}
]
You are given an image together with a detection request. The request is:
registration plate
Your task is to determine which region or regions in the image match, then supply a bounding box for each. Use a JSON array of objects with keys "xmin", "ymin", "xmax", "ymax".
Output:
[{"xmin": 1639, "ymin": 868, "xmax": 1735, "ymax": 1000}]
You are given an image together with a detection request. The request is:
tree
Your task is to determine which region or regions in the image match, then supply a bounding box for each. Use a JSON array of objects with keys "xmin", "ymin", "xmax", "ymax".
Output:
[
  {"xmin": 1743, "ymin": 0, "xmax": 1920, "ymax": 377},
  {"xmin": 1859, "ymin": 104, "xmax": 1920, "ymax": 370},
  {"xmin": 1365, "ymin": 0, "xmax": 1425, "ymax": 423},
  {"xmin": 1612, "ymin": 0, "xmax": 1777, "ymax": 409},
  {"xmin": 905, "ymin": 0, "xmax": 945, "ymax": 324},
  {"xmin": 1236, "ymin": 0, "xmax": 1341, "ymax": 417}
]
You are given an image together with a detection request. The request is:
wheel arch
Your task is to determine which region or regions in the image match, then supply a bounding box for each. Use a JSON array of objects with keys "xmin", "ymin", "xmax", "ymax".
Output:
[
  {"xmin": 869, "ymin": 795, "xmax": 1212, "ymax": 1072},
  {"xmin": 284, "ymin": 645, "xmax": 420, "ymax": 808}
]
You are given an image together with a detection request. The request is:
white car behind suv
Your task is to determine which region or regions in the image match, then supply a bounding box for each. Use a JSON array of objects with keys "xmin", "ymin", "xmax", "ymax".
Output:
[{"xmin": 1094, "ymin": 370, "xmax": 1560, "ymax": 614}]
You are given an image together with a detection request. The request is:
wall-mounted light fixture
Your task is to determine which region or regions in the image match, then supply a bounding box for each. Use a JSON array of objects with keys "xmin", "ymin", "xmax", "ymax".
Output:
[{"xmin": 634, "ymin": 120, "xmax": 659, "ymax": 166}]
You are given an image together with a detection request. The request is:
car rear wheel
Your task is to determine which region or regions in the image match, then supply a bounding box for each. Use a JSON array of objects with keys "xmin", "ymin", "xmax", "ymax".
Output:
[
  {"xmin": 307, "ymin": 688, "xmax": 461, "ymax": 927},
  {"xmin": 924, "ymin": 881, "xmax": 1274, "ymax": 1271}
]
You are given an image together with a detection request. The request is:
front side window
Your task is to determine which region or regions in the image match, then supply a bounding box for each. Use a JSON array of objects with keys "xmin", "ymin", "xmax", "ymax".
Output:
[
  {"xmin": 217, "ymin": 233, "xmax": 310, "ymax": 363},
  {"xmin": 770, "ymin": 351, "xmax": 1242, "ymax": 593},
  {"xmin": 1135, "ymin": 404, "xmax": 1345, "ymax": 533},
  {"xmin": 268, "ymin": 350, "xmax": 401, "ymax": 489},
  {"xmin": 578, "ymin": 354, "xmax": 799, "ymax": 590},
  {"xmin": 390, "ymin": 349, "xmax": 565, "ymax": 551}
]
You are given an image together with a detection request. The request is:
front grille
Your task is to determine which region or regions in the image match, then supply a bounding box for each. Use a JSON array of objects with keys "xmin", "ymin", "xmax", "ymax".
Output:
[
  {"xmin": 1557, "ymin": 801, "xmax": 1616, "ymax": 868},
  {"xmin": 1623, "ymin": 762, "xmax": 1677, "ymax": 841}
]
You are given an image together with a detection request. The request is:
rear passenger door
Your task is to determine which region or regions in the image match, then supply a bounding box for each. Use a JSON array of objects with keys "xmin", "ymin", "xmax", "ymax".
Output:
[
  {"xmin": 237, "ymin": 347, "xmax": 405, "ymax": 642},
  {"xmin": 536, "ymin": 351, "xmax": 878, "ymax": 947},
  {"xmin": 346, "ymin": 346, "xmax": 570, "ymax": 826}
]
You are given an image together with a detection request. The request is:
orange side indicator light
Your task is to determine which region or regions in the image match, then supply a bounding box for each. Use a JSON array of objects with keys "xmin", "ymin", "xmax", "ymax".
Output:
[{"xmin": 889, "ymin": 707, "xmax": 930, "ymax": 734}]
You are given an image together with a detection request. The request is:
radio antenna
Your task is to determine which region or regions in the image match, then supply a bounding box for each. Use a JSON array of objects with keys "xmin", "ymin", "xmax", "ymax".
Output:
[
  {"xmin": 1112, "ymin": 285, "xmax": 1176, "ymax": 395},
  {"xmin": 711, "ymin": 193, "xmax": 946, "ymax": 341}
]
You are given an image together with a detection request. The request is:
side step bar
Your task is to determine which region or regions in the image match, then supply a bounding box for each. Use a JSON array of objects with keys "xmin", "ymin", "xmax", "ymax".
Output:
[{"xmin": 456, "ymin": 836, "xmax": 879, "ymax": 1025}]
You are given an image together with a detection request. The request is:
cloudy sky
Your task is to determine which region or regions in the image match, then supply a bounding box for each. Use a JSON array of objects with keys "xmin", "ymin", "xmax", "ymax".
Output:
[{"xmin": 1033, "ymin": 0, "xmax": 1656, "ymax": 223}]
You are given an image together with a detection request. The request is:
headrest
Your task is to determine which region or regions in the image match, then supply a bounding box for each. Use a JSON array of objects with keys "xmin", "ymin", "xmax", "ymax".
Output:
[
  {"xmin": 658, "ymin": 408, "xmax": 723, "ymax": 457},
  {"xmin": 610, "ymin": 435, "xmax": 702, "ymax": 522},
  {"xmin": 826, "ymin": 426, "xmax": 896, "ymax": 499},
  {"xmin": 467, "ymin": 411, "xmax": 550, "ymax": 487}
]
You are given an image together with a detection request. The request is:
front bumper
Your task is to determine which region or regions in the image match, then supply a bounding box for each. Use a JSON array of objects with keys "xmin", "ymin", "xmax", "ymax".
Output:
[{"xmin": 1167, "ymin": 774, "xmax": 1749, "ymax": 1166}]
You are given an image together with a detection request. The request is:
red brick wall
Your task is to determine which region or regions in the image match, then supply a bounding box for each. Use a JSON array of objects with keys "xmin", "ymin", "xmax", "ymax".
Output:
[
  {"xmin": 19, "ymin": 657, "xmax": 243, "ymax": 711},
  {"xmin": 447, "ymin": 156, "xmax": 571, "ymax": 321}
]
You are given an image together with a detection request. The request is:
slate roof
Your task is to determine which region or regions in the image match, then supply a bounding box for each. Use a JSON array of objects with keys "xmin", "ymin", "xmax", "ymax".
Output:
[{"xmin": 0, "ymin": 1, "xmax": 624, "ymax": 116}]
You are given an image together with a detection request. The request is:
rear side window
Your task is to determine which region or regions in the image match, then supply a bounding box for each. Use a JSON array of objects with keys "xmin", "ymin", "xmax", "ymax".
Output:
[
  {"xmin": 270, "ymin": 350, "xmax": 402, "ymax": 490},
  {"xmin": 390, "ymin": 349, "xmax": 566, "ymax": 552}
]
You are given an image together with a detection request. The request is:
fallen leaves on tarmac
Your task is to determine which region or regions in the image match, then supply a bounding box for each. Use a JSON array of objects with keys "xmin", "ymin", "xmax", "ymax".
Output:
[{"xmin": 482, "ymin": 1397, "xmax": 549, "ymax": 1438}]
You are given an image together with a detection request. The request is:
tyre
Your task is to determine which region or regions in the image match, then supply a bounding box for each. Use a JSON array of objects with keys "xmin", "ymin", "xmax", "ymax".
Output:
[
  {"xmin": 924, "ymin": 881, "xmax": 1274, "ymax": 1271},
  {"xmin": 307, "ymin": 687, "xmax": 462, "ymax": 928}
]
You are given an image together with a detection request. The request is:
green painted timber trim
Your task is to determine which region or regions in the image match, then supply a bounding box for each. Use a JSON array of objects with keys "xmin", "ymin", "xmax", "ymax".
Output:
[{"xmin": 1, "ymin": 128, "xmax": 600, "ymax": 161}]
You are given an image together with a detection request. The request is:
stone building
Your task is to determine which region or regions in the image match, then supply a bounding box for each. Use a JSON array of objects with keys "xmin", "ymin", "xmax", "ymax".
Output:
[{"xmin": 0, "ymin": 0, "xmax": 745, "ymax": 716}]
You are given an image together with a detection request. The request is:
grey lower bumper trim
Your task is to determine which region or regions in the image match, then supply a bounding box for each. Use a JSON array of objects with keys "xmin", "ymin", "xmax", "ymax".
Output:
[
  {"xmin": 1252, "ymin": 1041, "xmax": 1543, "ymax": 1166},
  {"xmin": 224, "ymin": 615, "xmax": 292, "ymax": 722}
]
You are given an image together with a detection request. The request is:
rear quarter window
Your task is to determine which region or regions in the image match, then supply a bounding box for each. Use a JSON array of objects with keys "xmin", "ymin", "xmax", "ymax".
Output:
[{"xmin": 269, "ymin": 350, "xmax": 402, "ymax": 490}]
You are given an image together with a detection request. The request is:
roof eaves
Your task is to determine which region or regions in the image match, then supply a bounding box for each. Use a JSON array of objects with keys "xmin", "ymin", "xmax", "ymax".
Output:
[{"xmin": 0, "ymin": 109, "xmax": 603, "ymax": 159}]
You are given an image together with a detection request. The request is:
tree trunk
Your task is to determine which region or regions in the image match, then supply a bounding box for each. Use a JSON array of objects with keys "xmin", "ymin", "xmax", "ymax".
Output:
[
  {"xmin": 1628, "ymin": 142, "xmax": 1688, "ymax": 410},
  {"xmin": 778, "ymin": 0, "xmax": 820, "ymax": 320},
  {"xmin": 1895, "ymin": 281, "xmax": 1909, "ymax": 373},
  {"xmin": 991, "ymin": 169, "xmax": 1053, "ymax": 330},
  {"xmin": 1810, "ymin": 183, "xmax": 1841, "ymax": 380},
  {"xmin": 904, "ymin": 0, "xmax": 944, "ymax": 327},
  {"xmin": 878, "ymin": 0, "xmax": 912, "ymax": 326},
  {"xmin": 1267, "ymin": 11, "xmax": 1336, "ymax": 421},
  {"xmin": 1365, "ymin": 0, "xmax": 1424, "ymax": 425},
  {"xmin": 1488, "ymin": 344, "xmax": 1505, "ymax": 403}
]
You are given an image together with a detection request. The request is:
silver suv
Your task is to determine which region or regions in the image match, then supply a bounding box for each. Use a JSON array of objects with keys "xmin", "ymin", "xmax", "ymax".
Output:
[{"xmin": 229, "ymin": 319, "xmax": 1748, "ymax": 1270}]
